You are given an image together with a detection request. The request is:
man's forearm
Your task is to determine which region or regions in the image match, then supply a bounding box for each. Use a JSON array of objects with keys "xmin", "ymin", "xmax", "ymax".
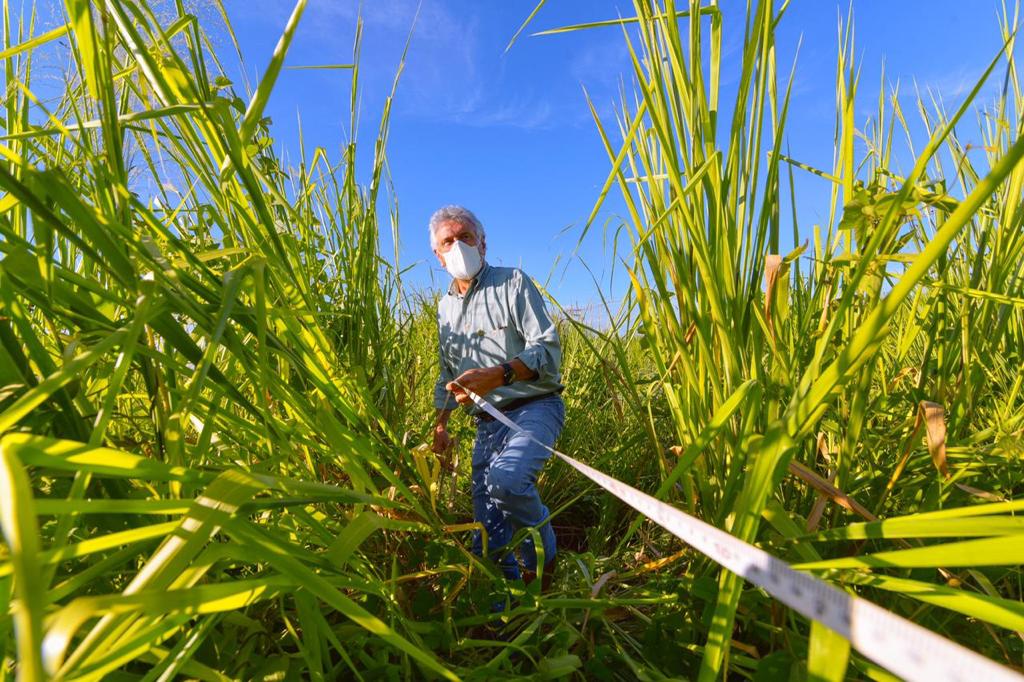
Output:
[
  {"xmin": 508, "ymin": 357, "xmax": 539, "ymax": 382},
  {"xmin": 444, "ymin": 358, "xmax": 543, "ymax": 407}
]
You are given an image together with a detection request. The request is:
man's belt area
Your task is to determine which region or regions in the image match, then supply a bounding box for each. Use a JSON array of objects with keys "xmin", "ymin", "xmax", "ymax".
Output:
[{"xmin": 474, "ymin": 391, "xmax": 560, "ymax": 423}]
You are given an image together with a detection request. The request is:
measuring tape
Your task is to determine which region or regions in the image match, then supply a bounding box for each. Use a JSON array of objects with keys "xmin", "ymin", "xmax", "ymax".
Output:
[{"xmin": 455, "ymin": 383, "xmax": 1022, "ymax": 682}]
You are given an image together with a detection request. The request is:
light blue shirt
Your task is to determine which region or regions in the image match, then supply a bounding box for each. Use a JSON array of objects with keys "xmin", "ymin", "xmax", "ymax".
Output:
[{"xmin": 434, "ymin": 262, "xmax": 563, "ymax": 414}]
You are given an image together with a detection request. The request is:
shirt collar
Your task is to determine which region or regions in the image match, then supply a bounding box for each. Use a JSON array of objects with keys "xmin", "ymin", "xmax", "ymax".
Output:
[{"xmin": 447, "ymin": 261, "xmax": 490, "ymax": 298}]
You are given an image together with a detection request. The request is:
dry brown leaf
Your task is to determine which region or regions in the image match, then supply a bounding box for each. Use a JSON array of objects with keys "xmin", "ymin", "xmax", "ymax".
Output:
[
  {"xmin": 788, "ymin": 460, "xmax": 877, "ymax": 522},
  {"xmin": 684, "ymin": 321, "xmax": 697, "ymax": 344},
  {"xmin": 805, "ymin": 468, "xmax": 837, "ymax": 532},
  {"xmin": 764, "ymin": 254, "xmax": 783, "ymax": 338},
  {"xmin": 880, "ymin": 399, "xmax": 951, "ymax": 513},
  {"xmin": 919, "ymin": 401, "xmax": 949, "ymax": 478},
  {"xmin": 815, "ymin": 432, "xmax": 832, "ymax": 466},
  {"xmin": 955, "ymin": 482, "xmax": 1004, "ymax": 502},
  {"xmin": 731, "ymin": 639, "xmax": 760, "ymax": 659}
]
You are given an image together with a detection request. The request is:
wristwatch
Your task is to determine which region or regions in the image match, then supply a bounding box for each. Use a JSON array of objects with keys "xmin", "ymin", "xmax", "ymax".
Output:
[{"xmin": 501, "ymin": 362, "xmax": 516, "ymax": 386}]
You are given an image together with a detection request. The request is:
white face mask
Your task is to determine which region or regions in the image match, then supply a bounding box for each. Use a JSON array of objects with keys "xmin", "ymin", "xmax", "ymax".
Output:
[{"xmin": 443, "ymin": 239, "xmax": 483, "ymax": 280}]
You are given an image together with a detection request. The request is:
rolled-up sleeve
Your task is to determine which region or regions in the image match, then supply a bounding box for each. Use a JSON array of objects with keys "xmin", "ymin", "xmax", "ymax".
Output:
[
  {"xmin": 511, "ymin": 270, "xmax": 561, "ymax": 382},
  {"xmin": 433, "ymin": 320, "xmax": 458, "ymax": 410}
]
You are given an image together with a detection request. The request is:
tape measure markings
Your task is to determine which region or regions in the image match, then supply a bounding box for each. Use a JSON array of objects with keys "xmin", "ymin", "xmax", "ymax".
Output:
[{"xmin": 454, "ymin": 383, "xmax": 1021, "ymax": 682}]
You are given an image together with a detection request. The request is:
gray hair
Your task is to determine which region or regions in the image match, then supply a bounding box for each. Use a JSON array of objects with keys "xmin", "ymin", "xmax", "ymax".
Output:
[{"xmin": 428, "ymin": 205, "xmax": 485, "ymax": 251}]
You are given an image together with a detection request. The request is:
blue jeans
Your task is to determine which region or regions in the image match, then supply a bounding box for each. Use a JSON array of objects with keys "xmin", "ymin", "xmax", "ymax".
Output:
[{"xmin": 471, "ymin": 394, "xmax": 564, "ymax": 580}]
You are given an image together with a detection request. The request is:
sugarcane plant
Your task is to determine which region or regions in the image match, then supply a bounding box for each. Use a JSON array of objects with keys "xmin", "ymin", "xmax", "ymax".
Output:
[
  {"xmin": 553, "ymin": 0, "xmax": 1024, "ymax": 678},
  {"xmin": 1, "ymin": 0, "xmax": 1024, "ymax": 679}
]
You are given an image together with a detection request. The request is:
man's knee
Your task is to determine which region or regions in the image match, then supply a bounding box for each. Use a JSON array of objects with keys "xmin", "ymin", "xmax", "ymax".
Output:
[{"xmin": 485, "ymin": 466, "xmax": 531, "ymax": 502}]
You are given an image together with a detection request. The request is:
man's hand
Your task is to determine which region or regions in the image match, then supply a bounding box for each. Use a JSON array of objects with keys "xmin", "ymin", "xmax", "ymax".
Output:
[
  {"xmin": 431, "ymin": 424, "xmax": 454, "ymax": 455},
  {"xmin": 446, "ymin": 366, "xmax": 505, "ymax": 405}
]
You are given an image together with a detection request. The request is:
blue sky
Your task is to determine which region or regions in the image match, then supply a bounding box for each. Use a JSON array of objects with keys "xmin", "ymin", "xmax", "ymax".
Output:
[
  {"xmin": 24, "ymin": 1, "xmax": 1019, "ymax": 310},
  {"xmin": 222, "ymin": 1, "xmax": 1013, "ymax": 309}
]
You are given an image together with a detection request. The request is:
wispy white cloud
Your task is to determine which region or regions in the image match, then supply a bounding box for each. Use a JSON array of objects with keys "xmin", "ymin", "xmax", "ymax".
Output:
[
  {"xmin": 908, "ymin": 64, "xmax": 1002, "ymax": 105},
  {"xmin": 454, "ymin": 96, "xmax": 554, "ymax": 129},
  {"xmin": 301, "ymin": 1, "xmax": 493, "ymax": 125},
  {"xmin": 235, "ymin": 0, "xmax": 571, "ymax": 131}
]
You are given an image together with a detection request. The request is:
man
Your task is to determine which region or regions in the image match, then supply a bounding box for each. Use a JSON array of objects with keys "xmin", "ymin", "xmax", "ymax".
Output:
[{"xmin": 429, "ymin": 205, "xmax": 563, "ymax": 589}]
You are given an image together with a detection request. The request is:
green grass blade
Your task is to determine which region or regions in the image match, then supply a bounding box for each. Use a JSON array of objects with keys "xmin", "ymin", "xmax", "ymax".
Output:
[{"xmin": 0, "ymin": 438, "xmax": 45, "ymax": 680}]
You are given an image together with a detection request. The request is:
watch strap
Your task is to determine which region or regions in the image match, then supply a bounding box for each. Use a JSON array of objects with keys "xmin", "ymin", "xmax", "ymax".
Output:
[{"xmin": 501, "ymin": 362, "xmax": 515, "ymax": 386}]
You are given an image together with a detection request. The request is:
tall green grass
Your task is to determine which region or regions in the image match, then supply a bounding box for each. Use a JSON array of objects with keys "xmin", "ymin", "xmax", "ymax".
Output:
[
  {"xmin": 549, "ymin": 0, "xmax": 1024, "ymax": 678},
  {"xmin": 0, "ymin": 0, "xmax": 1023, "ymax": 680},
  {"xmin": 0, "ymin": 0, "xmax": 468, "ymax": 678}
]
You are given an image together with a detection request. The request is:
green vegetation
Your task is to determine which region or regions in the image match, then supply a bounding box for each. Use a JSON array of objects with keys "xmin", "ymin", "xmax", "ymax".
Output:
[{"xmin": 1, "ymin": 0, "xmax": 1023, "ymax": 680}]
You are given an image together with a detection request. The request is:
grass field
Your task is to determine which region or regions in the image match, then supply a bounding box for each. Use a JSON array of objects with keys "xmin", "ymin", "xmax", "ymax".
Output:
[{"xmin": 1, "ymin": 0, "xmax": 1023, "ymax": 679}]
